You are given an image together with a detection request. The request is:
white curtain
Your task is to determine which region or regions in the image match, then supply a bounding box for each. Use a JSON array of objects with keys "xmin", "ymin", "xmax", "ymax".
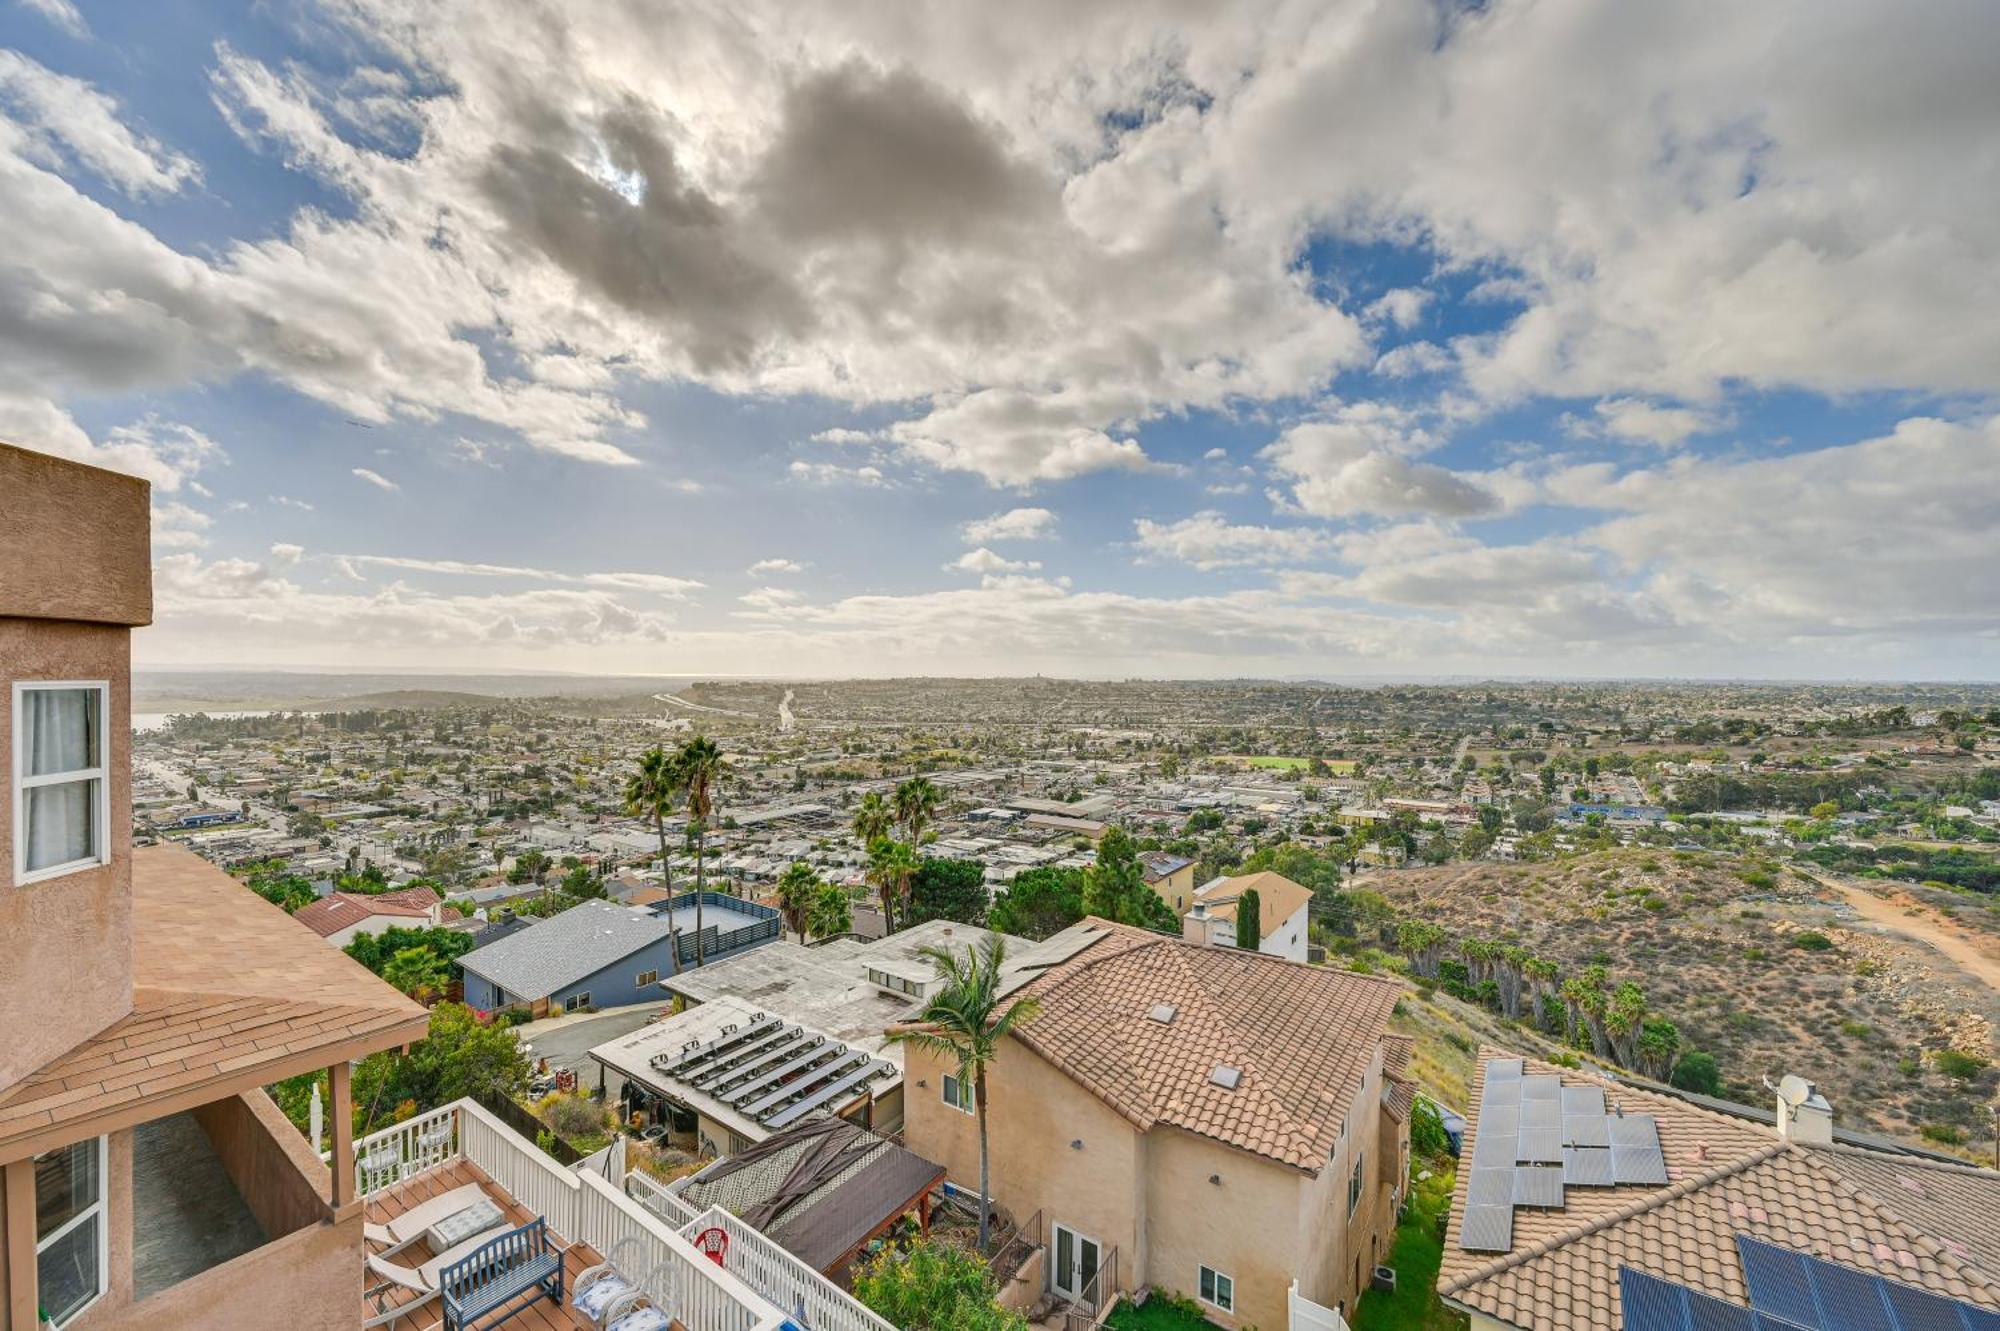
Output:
[{"xmin": 22, "ymin": 687, "xmax": 98, "ymax": 872}]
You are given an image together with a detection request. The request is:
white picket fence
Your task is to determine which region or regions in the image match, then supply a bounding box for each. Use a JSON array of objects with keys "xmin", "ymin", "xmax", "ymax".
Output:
[
  {"xmin": 1290, "ymin": 1279, "xmax": 1350, "ymax": 1331},
  {"xmin": 356, "ymin": 1100, "xmax": 788, "ymax": 1331}
]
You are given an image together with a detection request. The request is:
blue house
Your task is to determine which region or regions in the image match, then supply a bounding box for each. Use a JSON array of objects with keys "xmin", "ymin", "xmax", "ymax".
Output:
[{"xmin": 460, "ymin": 893, "xmax": 780, "ymax": 1017}]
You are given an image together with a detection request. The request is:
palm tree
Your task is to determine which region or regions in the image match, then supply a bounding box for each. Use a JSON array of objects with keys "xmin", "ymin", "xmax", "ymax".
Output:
[
  {"xmin": 852, "ymin": 791, "xmax": 893, "ymax": 846},
  {"xmin": 806, "ymin": 883, "xmax": 852, "ymax": 940},
  {"xmin": 678, "ymin": 735, "xmax": 725, "ymax": 965},
  {"xmin": 624, "ymin": 747, "xmax": 685, "ymax": 974},
  {"xmin": 776, "ymin": 861, "xmax": 822, "ymax": 942},
  {"xmin": 867, "ymin": 838, "xmax": 919, "ymax": 935},
  {"xmin": 893, "ymin": 776, "xmax": 941, "ymax": 847},
  {"xmin": 887, "ymin": 935, "xmax": 1041, "ymax": 1249}
]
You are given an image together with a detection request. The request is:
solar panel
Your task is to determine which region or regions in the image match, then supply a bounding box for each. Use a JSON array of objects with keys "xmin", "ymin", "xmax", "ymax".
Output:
[
  {"xmin": 1487, "ymin": 1058, "xmax": 1525, "ymax": 1080},
  {"xmin": 1611, "ymin": 1145, "xmax": 1669, "ymax": 1185},
  {"xmin": 1812, "ymin": 1260, "xmax": 1895, "ymax": 1331},
  {"xmin": 1468, "ymin": 1168, "xmax": 1515, "ymax": 1207},
  {"xmin": 764, "ymin": 1059, "xmax": 890, "ymax": 1128},
  {"xmin": 1521, "ymin": 1074, "xmax": 1563, "ymax": 1101},
  {"xmin": 1688, "ymin": 1293, "xmax": 1760, "ymax": 1331},
  {"xmin": 1564, "ymin": 1145, "xmax": 1615, "ymax": 1186},
  {"xmin": 1460, "ymin": 1204, "xmax": 1514, "ymax": 1253},
  {"xmin": 1737, "ymin": 1238, "xmax": 1826, "ymax": 1329},
  {"xmin": 1879, "ymin": 1280, "xmax": 1974, "ymax": 1331},
  {"xmin": 1514, "ymin": 1166, "xmax": 1565, "ymax": 1208},
  {"xmin": 715, "ymin": 1037, "xmax": 832, "ymax": 1105},
  {"xmin": 737, "ymin": 1049, "xmax": 868, "ymax": 1118},
  {"xmin": 1472, "ymin": 1130, "xmax": 1516, "ymax": 1169},
  {"xmin": 1521, "ymin": 1098, "xmax": 1562, "ymax": 1128},
  {"xmin": 1482, "ymin": 1079, "xmax": 1521, "ymax": 1112},
  {"xmin": 1562, "ymin": 1086, "xmax": 1607, "ymax": 1116},
  {"xmin": 1518, "ymin": 1125, "xmax": 1565, "ymax": 1164},
  {"xmin": 1610, "ymin": 1113, "xmax": 1662, "ymax": 1149},
  {"xmin": 1565, "ymin": 1114, "xmax": 1611, "ymax": 1147},
  {"xmin": 1484, "ymin": 1106, "xmax": 1522, "ymax": 1138},
  {"xmin": 1625, "ymin": 1269, "xmax": 1697, "ymax": 1331}
]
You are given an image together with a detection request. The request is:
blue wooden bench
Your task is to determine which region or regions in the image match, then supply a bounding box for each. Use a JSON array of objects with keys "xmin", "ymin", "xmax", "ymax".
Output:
[{"xmin": 440, "ymin": 1218, "xmax": 565, "ymax": 1331}]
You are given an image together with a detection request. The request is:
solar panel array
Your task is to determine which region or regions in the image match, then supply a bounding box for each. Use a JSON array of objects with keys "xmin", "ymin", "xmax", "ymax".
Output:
[
  {"xmin": 1621, "ymin": 1243, "xmax": 2000, "ymax": 1331},
  {"xmin": 650, "ymin": 1012, "xmax": 892, "ymax": 1131},
  {"xmin": 1458, "ymin": 1058, "xmax": 1671, "ymax": 1254}
]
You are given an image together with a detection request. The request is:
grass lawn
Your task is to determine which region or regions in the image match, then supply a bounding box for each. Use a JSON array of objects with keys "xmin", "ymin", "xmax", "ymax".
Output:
[
  {"xmin": 1106, "ymin": 1295, "xmax": 1225, "ymax": 1331},
  {"xmin": 1225, "ymin": 755, "xmax": 1358, "ymax": 774},
  {"xmin": 1352, "ymin": 1163, "xmax": 1466, "ymax": 1331}
]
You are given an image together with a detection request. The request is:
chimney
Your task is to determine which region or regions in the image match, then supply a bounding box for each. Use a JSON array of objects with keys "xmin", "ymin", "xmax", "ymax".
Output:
[{"xmin": 1774, "ymin": 1075, "xmax": 1833, "ymax": 1145}]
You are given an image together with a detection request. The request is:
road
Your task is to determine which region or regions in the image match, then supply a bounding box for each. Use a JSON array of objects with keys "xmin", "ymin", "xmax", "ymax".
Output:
[
  {"xmin": 516, "ymin": 1003, "xmax": 668, "ymax": 1103},
  {"xmin": 1807, "ymin": 872, "xmax": 2000, "ymax": 992}
]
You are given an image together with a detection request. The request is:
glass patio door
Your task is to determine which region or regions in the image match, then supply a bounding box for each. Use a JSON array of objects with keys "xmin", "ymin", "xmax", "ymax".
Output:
[{"xmin": 1051, "ymin": 1223, "xmax": 1101, "ymax": 1301}]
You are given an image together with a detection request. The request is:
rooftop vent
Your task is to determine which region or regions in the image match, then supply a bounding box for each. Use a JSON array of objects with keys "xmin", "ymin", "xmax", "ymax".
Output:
[
  {"xmin": 1209, "ymin": 1064, "xmax": 1242, "ymax": 1090},
  {"xmin": 1148, "ymin": 1003, "xmax": 1178, "ymax": 1025}
]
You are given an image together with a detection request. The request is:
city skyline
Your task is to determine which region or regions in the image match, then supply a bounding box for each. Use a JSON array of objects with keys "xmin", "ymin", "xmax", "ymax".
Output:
[{"xmin": 3, "ymin": 1, "xmax": 1996, "ymax": 679}]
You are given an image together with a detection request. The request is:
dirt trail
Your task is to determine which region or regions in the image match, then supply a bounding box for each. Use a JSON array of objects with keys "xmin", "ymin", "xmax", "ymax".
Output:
[{"xmin": 1811, "ymin": 872, "xmax": 2000, "ymax": 992}]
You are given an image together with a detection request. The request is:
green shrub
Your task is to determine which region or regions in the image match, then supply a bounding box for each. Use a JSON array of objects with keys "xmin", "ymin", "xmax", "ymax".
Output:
[
  {"xmin": 1932, "ymin": 1048, "xmax": 1989, "ymax": 1080},
  {"xmin": 1791, "ymin": 931, "xmax": 1835, "ymax": 952},
  {"xmin": 1920, "ymin": 1123, "xmax": 1965, "ymax": 1145}
]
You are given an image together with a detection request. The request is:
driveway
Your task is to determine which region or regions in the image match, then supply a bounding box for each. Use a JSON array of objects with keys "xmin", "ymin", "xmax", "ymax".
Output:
[{"xmin": 516, "ymin": 1003, "xmax": 669, "ymax": 1103}]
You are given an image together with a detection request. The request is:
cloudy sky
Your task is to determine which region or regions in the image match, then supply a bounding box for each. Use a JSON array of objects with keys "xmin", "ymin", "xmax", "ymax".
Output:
[{"xmin": 4, "ymin": 0, "xmax": 1996, "ymax": 680}]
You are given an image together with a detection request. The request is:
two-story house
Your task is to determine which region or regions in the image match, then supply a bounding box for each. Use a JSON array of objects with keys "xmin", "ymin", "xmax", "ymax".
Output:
[
  {"xmin": 903, "ymin": 918, "xmax": 1414, "ymax": 1331},
  {"xmin": 0, "ymin": 444, "xmax": 429, "ymax": 1330},
  {"xmin": 1181, "ymin": 870, "xmax": 1314, "ymax": 963}
]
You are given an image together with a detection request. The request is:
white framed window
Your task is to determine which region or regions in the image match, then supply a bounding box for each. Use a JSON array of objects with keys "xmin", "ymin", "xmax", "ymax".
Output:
[
  {"xmin": 635, "ymin": 969, "xmax": 659, "ymax": 987},
  {"xmin": 941, "ymin": 1072, "xmax": 974, "ymax": 1114},
  {"xmin": 1348, "ymin": 1151, "xmax": 1365, "ymax": 1218},
  {"xmin": 563, "ymin": 991, "xmax": 592, "ymax": 1013},
  {"xmin": 1199, "ymin": 1265, "xmax": 1235, "ymax": 1314},
  {"xmin": 13, "ymin": 682, "xmax": 110, "ymax": 886},
  {"xmin": 35, "ymin": 1136, "xmax": 108, "ymax": 1328}
]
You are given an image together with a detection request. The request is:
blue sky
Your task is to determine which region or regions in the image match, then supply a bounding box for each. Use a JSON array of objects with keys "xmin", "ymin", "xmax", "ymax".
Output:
[{"xmin": 2, "ymin": 0, "xmax": 1995, "ymax": 679}]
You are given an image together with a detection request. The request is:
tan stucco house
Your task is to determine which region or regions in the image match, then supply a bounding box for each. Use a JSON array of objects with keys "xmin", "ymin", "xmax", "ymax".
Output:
[
  {"xmin": 0, "ymin": 444, "xmax": 428, "ymax": 1330},
  {"xmin": 1140, "ymin": 851, "xmax": 1199, "ymax": 916},
  {"xmin": 903, "ymin": 918, "xmax": 1415, "ymax": 1331},
  {"xmin": 1182, "ymin": 870, "xmax": 1314, "ymax": 963}
]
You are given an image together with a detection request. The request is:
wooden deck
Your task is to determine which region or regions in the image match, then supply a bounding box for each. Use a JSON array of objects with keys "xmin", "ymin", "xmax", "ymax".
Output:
[{"xmin": 363, "ymin": 1159, "xmax": 603, "ymax": 1330}]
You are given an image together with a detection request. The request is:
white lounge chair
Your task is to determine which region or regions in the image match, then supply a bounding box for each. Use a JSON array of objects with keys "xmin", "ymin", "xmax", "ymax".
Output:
[
  {"xmin": 362, "ymin": 1183, "xmax": 490, "ymax": 1258},
  {"xmin": 572, "ymin": 1237, "xmax": 645, "ymax": 1328},
  {"xmin": 361, "ymin": 1216, "xmax": 509, "ymax": 1328}
]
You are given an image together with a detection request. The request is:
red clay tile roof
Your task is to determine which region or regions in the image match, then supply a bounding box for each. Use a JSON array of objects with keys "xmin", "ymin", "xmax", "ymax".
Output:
[
  {"xmin": 1009, "ymin": 917, "xmax": 1403, "ymax": 1173},
  {"xmin": 1439, "ymin": 1048, "xmax": 2000, "ymax": 1331},
  {"xmin": 293, "ymin": 886, "xmax": 440, "ymax": 938},
  {"xmin": 1193, "ymin": 871, "xmax": 1314, "ymax": 941},
  {"xmin": 0, "ymin": 845, "xmax": 429, "ymax": 1162}
]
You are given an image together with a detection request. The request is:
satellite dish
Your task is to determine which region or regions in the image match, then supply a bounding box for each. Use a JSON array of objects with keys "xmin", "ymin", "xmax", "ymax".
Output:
[{"xmin": 1764, "ymin": 1073, "xmax": 1815, "ymax": 1107}]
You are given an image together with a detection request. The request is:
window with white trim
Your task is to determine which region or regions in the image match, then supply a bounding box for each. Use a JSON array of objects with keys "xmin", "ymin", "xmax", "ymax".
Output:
[
  {"xmin": 635, "ymin": 969, "xmax": 659, "ymax": 987},
  {"xmin": 13, "ymin": 682, "xmax": 110, "ymax": 886},
  {"xmin": 1348, "ymin": 1151, "xmax": 1365, "ymax": 1217},
  {"xmin": 563, "ymin": 991, "xmax": 592, "ymax": 1012},
  {"xmin": 941, "ymin": 1072, "xmax": 974, "ymax": 1114},
  {"xmin": 35, "ymin": 1136, "xmax": 107, "ymax": 1327},
  {"xmin": 1198, "ymin": 1265, "xmax": 1235, "ymax": 1314}
]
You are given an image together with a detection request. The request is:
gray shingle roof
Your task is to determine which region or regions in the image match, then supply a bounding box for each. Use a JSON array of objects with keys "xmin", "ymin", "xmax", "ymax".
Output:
[{"xmin": 459, "ymin": 899, "xmax": 674, "ymax": 999}]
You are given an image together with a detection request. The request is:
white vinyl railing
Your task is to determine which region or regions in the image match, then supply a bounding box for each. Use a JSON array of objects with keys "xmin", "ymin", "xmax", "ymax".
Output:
[
  {"xmin": 355, "ymin": 1101, "xmax": 793, "ymax": 1331},
  {"xmin": 625, "ymin": 1170, "xmax": 702, "ymax": 1227},
  {"xmin": 354, "ymin": 1102, "xmax": 459, "ymax": 1195},
  {"xmin": 679, "ymin": 1204, "xmax": 898, "ymax": 1331}
]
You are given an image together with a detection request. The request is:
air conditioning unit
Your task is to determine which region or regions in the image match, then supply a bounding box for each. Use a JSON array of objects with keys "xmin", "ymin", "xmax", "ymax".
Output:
[{"xmin": 1372, "ymin": 1267, "xmax": 1397, "ymax": 1294}]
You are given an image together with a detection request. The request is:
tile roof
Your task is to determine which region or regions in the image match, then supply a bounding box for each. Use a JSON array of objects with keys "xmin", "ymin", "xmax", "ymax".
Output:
[
  {"xmin": 1009, "ymin": 918, "xmax": 1402, "ymax": 1172},
  {"xmin": 1439, "ymin": 1048, "xmax": 2000, "ymax": 1331},
  {"xmin": 1140, "ymin": 851, "xmax": 1194, "ymax": 881},
  {"xmin": 1193, "ymin": 871, "xmax": 1315, "ymax": 941},
  {"xmin": 293, "ymin": 885, "xmax": 441, "ymax": 938},
  {"xmin": 458, "ymin": 898, "xmax": 674, "ymax": 999},
  {"xmin": 0, "ymin": 845, "xmax": 428, "ymax": 1162}
]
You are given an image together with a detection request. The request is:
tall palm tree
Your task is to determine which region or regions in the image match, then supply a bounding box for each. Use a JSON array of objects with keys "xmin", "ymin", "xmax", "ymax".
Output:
[
  {"xmin": 893, "ymin": 776, "xmax": 941, "ymax": 848},
  {"xmin": 867, "ymin": 838, "xmax": 919, "ymax": 936},
  {"xmin": 886, "ymin": 936, "xmax": 1041, "ymax": 1249},
  {"xmin": 678, "ymin": 735, "xmax": 725, "ymax": 965},
  {"xmin": 624, "ymin": 747, "xmax": 684, "ymax": 974},
  {"xmin": 852, "ymin": 790, "xmax": 893, "ymax": 846},
  {"xmin": 776, "ymin": 861, "xmax": 822, "ymax": 942}
]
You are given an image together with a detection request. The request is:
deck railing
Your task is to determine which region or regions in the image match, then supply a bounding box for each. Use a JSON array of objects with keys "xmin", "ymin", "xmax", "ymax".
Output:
[
  {"xmin": 677, "ymin": 1204, "xmax": 898, "ymax": 1331},
  {"xmin": 355, "ymin": 1101, "xmax": 793, "ymax": 1331},
  {"xmin": 354, "ymin": 1102, "xmax": 459, "ymax": 1194},
  {"xmin": 625, "ymin": 1170, "xmax": 702, "ymax": 1227},
  {"xmin": 1063, "ymin": 1245, "xmax": 1119, "ymax": 1331}
]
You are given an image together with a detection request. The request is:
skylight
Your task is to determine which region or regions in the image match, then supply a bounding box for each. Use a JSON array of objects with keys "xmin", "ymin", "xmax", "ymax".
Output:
[
  {"xmin": 1209, "ymin": 1064, "xmax": 1241, "ymax": 1090},
  {"xmin": 1148, "ymin": 1003, "xmax": 1177, "ymax": 1025}
]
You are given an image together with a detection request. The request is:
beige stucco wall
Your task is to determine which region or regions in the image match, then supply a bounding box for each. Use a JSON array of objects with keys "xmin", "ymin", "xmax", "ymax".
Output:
[
  {"xmin": 92, "ymin": 1209, "xmax": 359, "ymax": 1331},
  {"xmin": 903, "ymin": 1038, "xmax": 1143, "ymax": 1286},
  {"xmin": 1143, "ymin": 1125, "xmax": 1304, "ymax": 1330},
  {"xmin": 0, "ymin": 445, "xmax": 152, "ymax": 627},
  {"xmin": 0, "ymin": 620, "xmax": 135, "ymax": 1095},
  {"xmin": 1147, "ymin": 863, "xmax": 1198, "ymax": 916}
]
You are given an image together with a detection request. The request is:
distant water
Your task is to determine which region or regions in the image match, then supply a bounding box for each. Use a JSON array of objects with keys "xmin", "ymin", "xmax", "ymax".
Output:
[{"xmin": 131, "ymin": 709, "xmax": 281, "ymax": 732}]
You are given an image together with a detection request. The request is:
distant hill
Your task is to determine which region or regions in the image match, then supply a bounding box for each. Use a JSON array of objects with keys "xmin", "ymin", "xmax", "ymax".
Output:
[{"xmin": 1351, "ymin": 849, "xmax": 1999, "ymax": 1153}]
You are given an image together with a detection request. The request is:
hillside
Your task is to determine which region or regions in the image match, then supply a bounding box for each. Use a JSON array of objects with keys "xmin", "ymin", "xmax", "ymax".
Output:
[{"xmin": 1350, "ymin": 850, "xmax": 2000, "ymax": 1153}]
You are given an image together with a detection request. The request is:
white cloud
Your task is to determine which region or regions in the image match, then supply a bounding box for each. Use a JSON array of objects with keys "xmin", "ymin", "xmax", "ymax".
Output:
[
  {"xmin": 270, "ymin": 494, "xmax": 315, "ymax": 511},
  {"xmin": 18, "ymin": 0, "xmax": 88, "ymax": 38},
  {"xmin": 809, "ymin": 428, "xmax": 875, "ymax": 445},
  {"xmin": 962, "ymin": 507, "xmax": 1057, "ymax": 543},
  {"xmin": 737, "ymin": 586, "xmax": 804, "ymax": 613},
  {"xmin": 338, "ymin": 554, "xmax": 702, "ymax": 598},
  {"xmin": 1571, "ymin": 398, "xmax": 1727, "ymax": 448},
  {"xmin": 748, "ymin": 557, "xmax": 806, "ymax": 575},
  {"xmin": 1365, "ymin": 288, "xmax": 1430, "ymax": 330},
  {"xmin": 150, "ymin": 501, "xmax": 212, "ymax": 550},
  {"xmin": 1261, "ymin": 409, "xmax": 1503, "ymax": 520},
  {"xmin": 788, "ymin": 460, "xmax": 888, "ymax": 487},
  {"xmin": 351, "ymin": 467, "xmax": 399, "ymax": 491},
  {"xmin": 0, "ymin": 51, "xmax": 196, "ymax": 196},
  {"xmin": 949, "ymin": 547, "xmax": 1042, "ymax": 575},
  {"xmin": 268, "ymin": 542, "xmax": 304, "ymax": 566},
  {"xmin": 1133, "ymin": 512, "xmax": 1333, "ymax": 570}
]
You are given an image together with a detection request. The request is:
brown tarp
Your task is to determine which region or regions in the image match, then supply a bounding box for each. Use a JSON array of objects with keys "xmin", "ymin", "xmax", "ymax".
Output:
[{"xmin": 684, "ymin": 1117, "xmax": 946, "ymax": 1272}]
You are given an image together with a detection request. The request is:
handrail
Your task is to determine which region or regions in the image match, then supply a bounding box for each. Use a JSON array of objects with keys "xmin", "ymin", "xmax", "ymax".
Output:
[
  {"xmin": 625, "ymin": 1171, "xmax": 702, "ymax": 1227},
  {"xmin": 354, "ymin": 1102, "xmax": 459, "ymax": 1196},
  {"xmin": 678, "ymin": 1203, "xmax": 897, "ymax": 1331}
]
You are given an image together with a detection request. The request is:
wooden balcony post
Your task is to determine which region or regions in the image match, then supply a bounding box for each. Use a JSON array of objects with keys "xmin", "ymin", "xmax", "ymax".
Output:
[
  {"xmin": 5, "ymin": 1158, "xmax": 38, "ymax": 1331},
  {"xmin": 330, "ymin": 1061, "xmax": 354, "ymax": 1210}
]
